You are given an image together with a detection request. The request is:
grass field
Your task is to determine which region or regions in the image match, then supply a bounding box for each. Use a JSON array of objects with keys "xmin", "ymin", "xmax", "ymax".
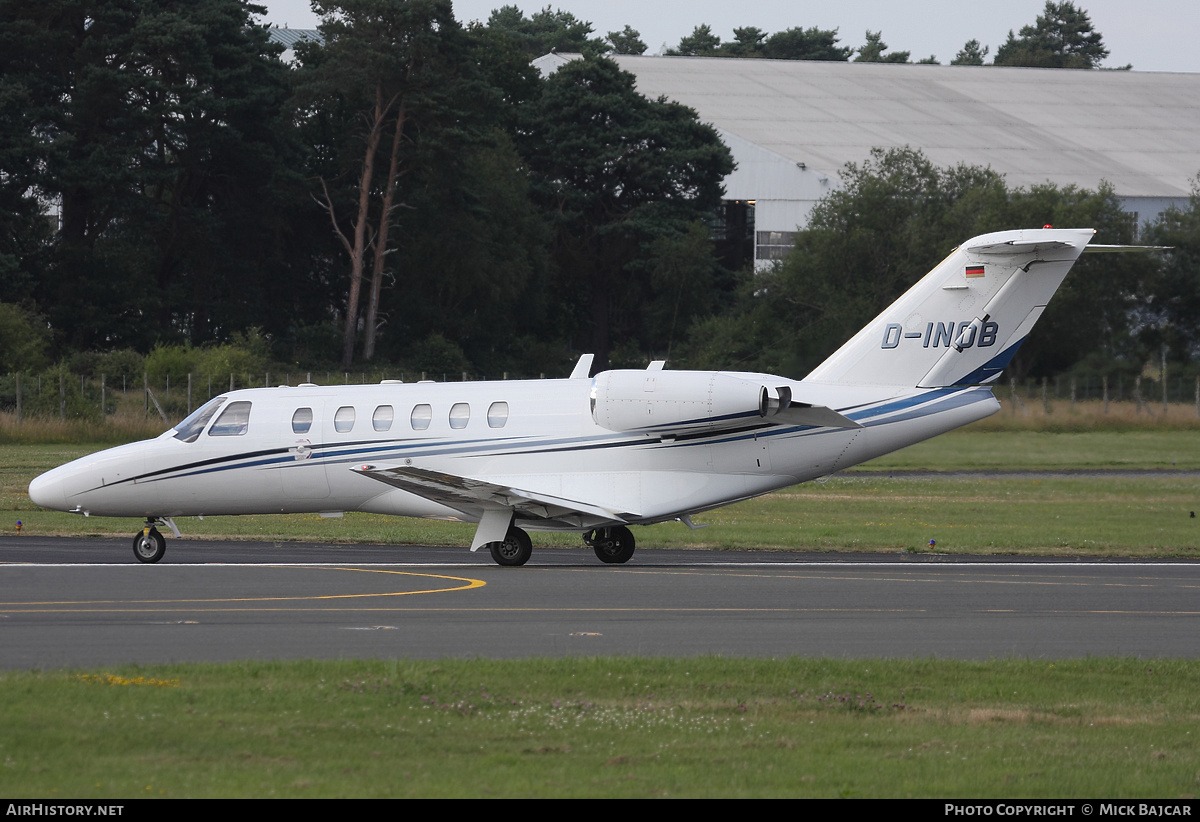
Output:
[{"xmin": 2, "ymin": 657, "xmax": 1197, "ymax": 798}]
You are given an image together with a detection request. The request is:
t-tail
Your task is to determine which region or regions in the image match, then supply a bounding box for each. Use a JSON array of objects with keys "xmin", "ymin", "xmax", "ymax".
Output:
[{"xmin": 804, "ymin": 228, "xmax": 1095, "ymax": 389}]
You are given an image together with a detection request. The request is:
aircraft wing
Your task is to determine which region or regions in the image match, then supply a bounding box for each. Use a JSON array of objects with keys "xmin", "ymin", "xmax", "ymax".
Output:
[{"xmin": 351, "ymin": 464, "xmax": 633, "ymax": 548}]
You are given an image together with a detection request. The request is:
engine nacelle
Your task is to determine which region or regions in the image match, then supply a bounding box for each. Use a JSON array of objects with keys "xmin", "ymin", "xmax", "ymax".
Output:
[{"xmin": 590, "ymin": 370, "xmax": 777, "ymax": 433}]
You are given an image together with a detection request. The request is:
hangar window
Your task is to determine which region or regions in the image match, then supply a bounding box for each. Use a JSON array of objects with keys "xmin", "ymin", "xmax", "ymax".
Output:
[
  {"xmin": 411, "ymin": 404, "xmax": 432, "ymax": 430},
  {"xmin": 449, "ymin": 402, "xmax": 470, "ymax": 429},
  {"xmin": 208, "ymin": 401, "xmax": 252, "ymax": 437},
  {"xmin": 372, "ymin": 405, "xmax": 394, "ymax": 432},
  {"xmin": 756, "ymin": 230, "xmax": 798, "ymax": 261},
  {"xmin": 291, "ymin": 407, "xmax": 313, "ymax": 434},
  {"xmin": 487, "ymin": 401, "xmax": 509, "ymax": 428},
  {"xmin": 334, "ymin": 406, "xmax": 355, "ymax": 433},
  {"xmin": 174, "ymin": 397, "xmax": 226, "ymax": 443}
]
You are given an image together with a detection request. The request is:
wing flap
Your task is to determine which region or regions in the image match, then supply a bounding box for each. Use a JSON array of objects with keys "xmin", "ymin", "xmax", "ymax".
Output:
[{"xmin": 352, "ymin": 464, "xmax": 632, "ymax": 526}]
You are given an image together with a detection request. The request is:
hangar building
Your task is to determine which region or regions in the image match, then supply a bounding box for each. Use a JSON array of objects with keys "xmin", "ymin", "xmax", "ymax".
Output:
[{"xmin": 536, "ymin": 53, "xmax": 1200, "ymax": 267}]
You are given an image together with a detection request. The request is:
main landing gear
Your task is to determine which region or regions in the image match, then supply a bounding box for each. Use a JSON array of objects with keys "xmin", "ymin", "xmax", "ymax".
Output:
[
  {"xmin": 487, "ymin": 526, "xmax": 533, "ymax": 567},
  {"xmin": 132, "ymin": 519, "xmax": 167, "ymax": 563},
  {"xmin": 584, "ymin": 525, "xmax": 636, "ymax": 564},
  {"xmin": 484, "ymin": 524, "xmax": 637, "ymax": 566}
]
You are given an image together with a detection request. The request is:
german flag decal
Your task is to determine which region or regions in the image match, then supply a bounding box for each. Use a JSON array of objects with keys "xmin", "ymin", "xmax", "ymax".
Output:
[{"xmin": 965, "ymin": 265, "xmax": 985, "ymax": 278}]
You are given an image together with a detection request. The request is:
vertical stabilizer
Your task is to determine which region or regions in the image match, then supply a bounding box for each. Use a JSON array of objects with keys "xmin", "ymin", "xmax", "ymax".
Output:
[{"xmin": 804, "ymin": 228, "xmax": 1094, "ymax": 388}]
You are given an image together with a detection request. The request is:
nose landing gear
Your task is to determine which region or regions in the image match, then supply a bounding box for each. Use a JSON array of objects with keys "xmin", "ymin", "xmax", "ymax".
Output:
[{"xmin": 133, "ymin": 521, "xmax": 166, "ymax": 563}]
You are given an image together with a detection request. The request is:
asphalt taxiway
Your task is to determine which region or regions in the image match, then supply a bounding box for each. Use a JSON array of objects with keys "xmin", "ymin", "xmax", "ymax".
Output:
[{"xmin": 3, "ymin": 535, "xmax": 1199, "ymax": 667}]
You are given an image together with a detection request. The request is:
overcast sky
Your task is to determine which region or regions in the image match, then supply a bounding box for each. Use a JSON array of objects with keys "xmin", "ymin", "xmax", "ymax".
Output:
[{"xmin": 259, "ymin": 0, "xmax": 1198, "ymax": 73}]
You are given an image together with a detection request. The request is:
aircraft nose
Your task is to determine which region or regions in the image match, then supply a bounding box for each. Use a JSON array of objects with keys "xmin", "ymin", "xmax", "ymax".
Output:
[{"xmin": 28, "ymin": 470, "xmax": 69, "ymax": 512}]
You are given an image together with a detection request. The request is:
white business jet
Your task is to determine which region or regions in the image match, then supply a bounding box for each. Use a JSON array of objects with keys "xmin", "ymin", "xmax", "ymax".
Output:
[{"xmin": 30, "ymin": 228, "xmax": 1108, "ymax": 565}]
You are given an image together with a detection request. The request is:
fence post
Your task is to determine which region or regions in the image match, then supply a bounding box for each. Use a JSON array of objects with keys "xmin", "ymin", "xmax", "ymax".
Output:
[
  {"xmin": 187, "ymin": 373, "xmax": 193, "ymax": 415},
  {"xmin": 101, "ymin": 374, "xmax": 106, "ymax": 418},
  {"xmin": 1161, "ymin": 350, "xmax": 1168, "ymax": 416},
  {"xmin": 15, "ymin": 373, "xmax": 21, "ymax": 424},
  {"xmin": 229, "ymin": 373, "xmax": 234, "ymax": 392},
  {"xmin": 144, "ymin": 372, "xmax": 149, "ymax": 418}
]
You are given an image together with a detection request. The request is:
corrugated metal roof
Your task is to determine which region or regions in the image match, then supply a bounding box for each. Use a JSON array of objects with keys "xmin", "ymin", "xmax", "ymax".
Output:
[
  {"xmin": 605, "ymin": 55, "xmax": 1200, "ymax": 199},
  {"xmin": 267, "ymin": 28, "xmax": 322, "ymax": 49}
]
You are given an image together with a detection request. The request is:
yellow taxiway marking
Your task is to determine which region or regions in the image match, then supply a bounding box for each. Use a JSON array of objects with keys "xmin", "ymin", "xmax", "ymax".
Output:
[{"xmin": 0, "ymin": 566, "xmax": 484, "ymax": 607}]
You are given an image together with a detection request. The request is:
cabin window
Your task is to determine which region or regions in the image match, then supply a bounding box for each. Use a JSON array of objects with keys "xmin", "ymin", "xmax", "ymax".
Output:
[
  {"xmin": 372, "ymin": 405, "xmax": 394, "ymax": 432},
  {"xmin": 334, "ymin": 406, "xmax": 355, "ymax": 433},
  {"xmin": 208, "ymin": 401, "xmax": 252, "ymax": 437},
  {"xmin": 411, "ymin": 404, "xmax": 432, "ymax": 430},
  {"xmin": 174, "ymin": 397, "xmax": 226, "ymax": 443},
  {"xmin": 292, "ymin": 407, "xmax": 313, "ymax": 434},
  {"xmin": 487, "ymin": 401, "xmax": 509, "ymax": 429},
  {"xmin": 449, "ymin": 402, "xmax": 470, "ymax": 430}
]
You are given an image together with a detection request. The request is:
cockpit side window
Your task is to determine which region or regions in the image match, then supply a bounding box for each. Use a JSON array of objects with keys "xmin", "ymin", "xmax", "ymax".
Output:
[
  {"xmin": 208, "ymin": 401, "xmax": 252, "ymax": 437},
  {"xmin": 173, "ymin": 397, "xmax": 227, "ymax": 443}
]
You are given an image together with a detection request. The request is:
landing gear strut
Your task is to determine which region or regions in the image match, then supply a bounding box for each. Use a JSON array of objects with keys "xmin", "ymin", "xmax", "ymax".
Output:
[
  {"xmin": 487, "ymin": 526, "xmax": 533, "ymax": 566},
  {"xmin": 585, "ymin": 525, "xmax": 635, "ymax": 564},
  {"xmin": 132, "ymin": 520, "xmax": 166, "ymax": 563}
]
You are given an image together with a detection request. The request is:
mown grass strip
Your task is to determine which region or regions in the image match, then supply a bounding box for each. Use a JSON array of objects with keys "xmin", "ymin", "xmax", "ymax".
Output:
[{"xmin": 1, "ymin": 657, "xmax": 1197, "ymax": 798}]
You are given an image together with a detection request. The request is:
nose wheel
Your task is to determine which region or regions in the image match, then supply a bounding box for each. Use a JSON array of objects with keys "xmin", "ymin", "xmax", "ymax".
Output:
[{"xmin": 132, "ymin": 524, "xmax": 166, "ymax": 563}]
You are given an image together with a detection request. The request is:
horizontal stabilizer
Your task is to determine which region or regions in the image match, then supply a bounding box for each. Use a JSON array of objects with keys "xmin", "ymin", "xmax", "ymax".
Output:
[
  {"xmin": 967, "ymin": 239, "xmax": 1073, "ymax": 254},
  {"xmin": 1082, "ymin": 244, "xmax": 1171, "ymax": 254}
]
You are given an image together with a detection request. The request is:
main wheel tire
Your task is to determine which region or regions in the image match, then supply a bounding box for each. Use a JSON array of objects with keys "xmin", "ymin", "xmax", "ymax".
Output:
[
  {"xmin": 132, "ymin": 528, "xmax": 166, "ymax": 563},
  {"xmin": 590, "ymin": 525, "xmax": 635, "ymax": 564},
  {"xmin": 488, "ymin": 526, "xmax": 532, "ymax": 566}
]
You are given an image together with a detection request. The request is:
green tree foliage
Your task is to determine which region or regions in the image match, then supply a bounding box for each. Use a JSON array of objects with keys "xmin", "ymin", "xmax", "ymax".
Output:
[
  {"xmin": 518, "ymin": 56, "xmax": 734, "ymax": 368},
  {"xmin": 0, "ymin": 0, "xmax": 304, "ymax": 352},
  {"xmin": 680, "ymin": 148, "xmax": 1151, "ymax": 380},
  {"xmin": 0, "ymin": 303, "xmax": 49, "ymax": 370},
  {"xmin": 370, "ymin": 132, "xmax": 555, "ymax": 376},
  {"xmin": 668, "ymin": 24, "xmax": 721, "ymax": 57},
  {"xmin": 1143, "ymin": 180, "xmax": 1200, "ymax": 362},
  {"xmin": 722, "ymin": 26, "xmax": 767, "ymax": 57},
  {"xmin": 485, "ymin": 5, "xmax": 608, "ymax": 57},
  {"xmin": 300, "ymin": 0, "xmax": 513, "ymax": 366},
  {"xmin": 951, "ymin": 39, "xmax": 989, "ymax": 65},
  {"xmin": 994, "ymin": 1, "xmax": 1111, "ymax": 69},
  {"xmin": 606, "ymin": 25, "xmax": 647, "ymax": 55},
  {"xmin": 854, "ymin": 30, "xmax": 910, "ymax": 63},
  {"xmin": 669, "ymin": 24, "xmax": 851, "ymax": 61},
  {"xmin": 762, "ymin": 26, "xmax": 852, "ymax": 61}
]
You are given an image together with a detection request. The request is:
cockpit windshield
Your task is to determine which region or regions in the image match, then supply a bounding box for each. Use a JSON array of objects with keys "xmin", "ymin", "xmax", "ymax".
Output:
[{"xmin": 172, "ymin": 397, "xmax": 227, "ymax": 443}]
